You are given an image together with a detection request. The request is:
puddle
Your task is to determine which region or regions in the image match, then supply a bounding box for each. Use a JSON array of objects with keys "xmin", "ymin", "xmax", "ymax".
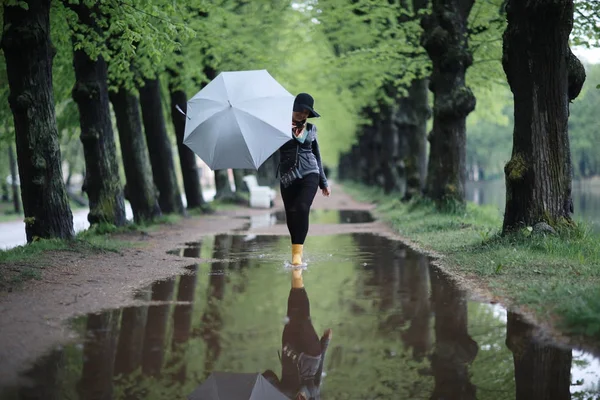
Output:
[
  {"xmin": 272, "ymin": 209, "xmax": 375, "ymax": 225},
  {"xmin": 229, "ymin": 209, "xmax": 376, "ymax": 233},
  {"xmin": 1, "ymin": 233, "xmax": 599, "ymax": 399}
]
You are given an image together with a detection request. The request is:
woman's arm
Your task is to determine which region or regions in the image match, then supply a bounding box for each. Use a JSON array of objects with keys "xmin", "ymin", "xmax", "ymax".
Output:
[{"xmin": 311, "ymin": 127, "xmax": 328, "ymax": 189}]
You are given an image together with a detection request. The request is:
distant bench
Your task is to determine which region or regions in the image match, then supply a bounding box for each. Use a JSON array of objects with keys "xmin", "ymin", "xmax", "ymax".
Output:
[{"xmin": 242, "ymin": 175, "xmax": 276, "ymax": 208}]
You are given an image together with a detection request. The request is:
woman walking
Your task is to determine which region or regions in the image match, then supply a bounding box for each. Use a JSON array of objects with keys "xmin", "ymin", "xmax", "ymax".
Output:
[{"xmin": 278, "ymin": 93, "xmax": 330, "ymax": 266}]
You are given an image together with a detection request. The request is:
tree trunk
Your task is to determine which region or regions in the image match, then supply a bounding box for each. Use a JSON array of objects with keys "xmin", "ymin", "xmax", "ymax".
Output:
[
  {"xmin": 70, "ymin": 3, "xmax": 127, "ymax": 227},
  {"xmin": 400, "ymin": 78, "xmax": 430, "ymax": 200},
  {"xmin": 501, "ymin": 0, "xmax": 585, "ymax": 233},
  {"xmin": 167, "ymin": 70, "xmax": 207, "ymax": 210},
  {"xmin": 429, "ymin": 269, "xmax": 478, "ymax": 400},
  {"xmin": 78, "ymin": 310, "xmax": 120, "ymax": 400},
  {"xmin": 214, "ymin": 169, "xmax": 234, "ymax": 200},
  {"xmin": 109, "ymin": 88, "xmax": 161, "ymax": 224},
  {"xmin": 379, "ymin": 88, "xmax": 404, "ymax": 194},
  {"xmin": 1, "ymin": 182, "xmax": 8, "ymax": 203},
  {"xmin": 141, "ymin": 278, "xmax": 176, "ymax": 377},
  {"xmin": 8, "ymin": 145, "xmax": 21, "ymax": 214},
  {"xmin": 257, "ymin": 153, "xmax": 280, "ymax": 187},
  {"xmin": 506, "ymin": 312, "xmax": 572, "ymax": 400},
  {"xmin": 233, "ymin": 169, "xmax": 247, "ymax": 193},
  {"xmin": 421, "ymin": 0, "xmax": 476, "ymax": 209},
  {"xmin": 1, "ymin": 0, "xmax": 74, "ymax": 241},
  {"xmin": 139, "ymin": 77, "xmax": 184, "ymax": 215}
]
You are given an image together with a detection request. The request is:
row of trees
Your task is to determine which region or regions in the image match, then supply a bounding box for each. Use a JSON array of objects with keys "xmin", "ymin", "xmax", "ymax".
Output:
[
  {"xmin": 335, "ymin": 0, "xmax": 597, "ymax": 233},
  {"xmin": 0, "ymin": 0, "xmax": 300, "ymax": 242},
  {"xmin": 1, "ymin": 0, "xmax": 599, "ymax": 241}
]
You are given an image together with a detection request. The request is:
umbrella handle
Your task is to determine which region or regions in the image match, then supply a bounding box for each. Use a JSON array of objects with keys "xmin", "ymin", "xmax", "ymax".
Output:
[{"xmin": 175, "ymin": 104, "xmax": 191, "ymax": 120}]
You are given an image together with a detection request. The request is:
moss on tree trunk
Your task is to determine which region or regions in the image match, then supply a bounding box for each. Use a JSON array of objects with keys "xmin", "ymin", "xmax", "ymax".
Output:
[
  {"xmin": 1, "ymin": 0, "xmax": 74, "ymax": 242},
  {"xmin": 70, "ymin": 3, "xmax": 127, "ymax": 227},
  {"xmin": 501, "ymin": 0, "xmax": 585, "ymax": 233},
  {"xmin": 421, "ymin": 0, "xmax": 476, "ymax": 210},
  {"xmin": 109, "ymin": 88, "xmax": 161, "ymax": 224}
]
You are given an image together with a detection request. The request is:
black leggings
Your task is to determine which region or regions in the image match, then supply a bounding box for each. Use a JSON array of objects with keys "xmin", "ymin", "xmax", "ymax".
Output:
[{"xmin": 280, "ymin": 173, "xmax": 319, "ymax": 245}]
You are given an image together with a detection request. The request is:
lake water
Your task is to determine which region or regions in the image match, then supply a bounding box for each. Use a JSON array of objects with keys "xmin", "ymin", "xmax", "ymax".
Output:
[{"xmin": 466, "ymin": 179, "xmax": 600, "ymax": 233}]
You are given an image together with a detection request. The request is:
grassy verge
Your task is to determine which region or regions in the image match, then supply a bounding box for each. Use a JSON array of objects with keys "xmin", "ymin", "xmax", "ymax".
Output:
[
  {"xmin": 344, "ymin": 182, "xmax": 600, "ymax": 341},
  {"xmin": 0, "ymin": 213, "xmax": 184, "ymax": 291}
]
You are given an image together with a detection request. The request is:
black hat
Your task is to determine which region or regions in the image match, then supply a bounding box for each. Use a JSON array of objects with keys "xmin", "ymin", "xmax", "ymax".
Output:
[{"xmin": 293, "ymin": 93, "xmax": 320, "ymax": 118}]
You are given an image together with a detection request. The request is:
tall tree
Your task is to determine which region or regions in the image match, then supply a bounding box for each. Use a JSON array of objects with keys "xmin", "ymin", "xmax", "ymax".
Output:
[
  {"xmin": 501, "ymin": 0, "xmax": 585, "ymax": 233},
  {"xmin": 67, "ymin": 1, "xmax": 127, "ymax": 226},
  {"xmin": 167, "ymin": 64, "xmax": 208, "ymax": 210},
  {"xmin": 139, "ymin": 76, "xmax": 185, "ymax": 215},
  {"xmin": 400, "ymin": 78, "xmax": 430, "ymax": 200},
  {"xmin": 421, "ymin": 0, "xmax": 477, "ymax": 209},
  {"xmin": 110, "ymin": 87, "xmax": 162, "ymax": 224},
  {"xmin": 1, "ymin": 0, "xmax": 74, "ymax": 242}
]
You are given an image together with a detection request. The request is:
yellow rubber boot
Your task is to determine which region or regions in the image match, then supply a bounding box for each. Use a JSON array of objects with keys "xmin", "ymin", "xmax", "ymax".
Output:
[{"xmin": 291, "ymin": 244, "xmax": 303, "ymax": 266}]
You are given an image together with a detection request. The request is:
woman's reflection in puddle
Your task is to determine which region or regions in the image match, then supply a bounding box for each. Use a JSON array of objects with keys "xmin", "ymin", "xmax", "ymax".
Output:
[{"xmin": 261, "ymin": 267, "xmax": 332, "ymax": 400}]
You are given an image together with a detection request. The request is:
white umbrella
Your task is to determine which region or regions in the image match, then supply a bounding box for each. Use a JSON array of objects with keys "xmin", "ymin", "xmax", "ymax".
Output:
[{"xmin": 183, "ymin": 70, "xmax": 294, "ymax": 170}]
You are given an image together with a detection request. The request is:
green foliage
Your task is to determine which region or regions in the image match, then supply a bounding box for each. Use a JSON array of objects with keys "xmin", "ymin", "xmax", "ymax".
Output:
[{"xmin": 572, "ymin": 0, "xmax": 600, "ymax": 48}]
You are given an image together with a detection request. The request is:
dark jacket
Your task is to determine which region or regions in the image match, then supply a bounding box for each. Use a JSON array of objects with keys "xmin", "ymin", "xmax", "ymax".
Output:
[{"xmin": 278, "ymin": 124, "xmax": 328, "ymax": 189}]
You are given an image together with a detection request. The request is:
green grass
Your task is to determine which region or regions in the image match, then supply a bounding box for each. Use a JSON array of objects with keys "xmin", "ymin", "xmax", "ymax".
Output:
[
  {"xmin": 344, "ymin": 182, "xmax": 600, "ymax": 342},
  {"xmin": 0, "ymin": 212, "xmax": 185, "ymax": 291}
]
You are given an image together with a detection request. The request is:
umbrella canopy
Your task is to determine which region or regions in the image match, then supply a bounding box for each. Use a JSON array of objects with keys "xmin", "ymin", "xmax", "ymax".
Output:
[
  {"xmin": 187, "ymin": 372, "xmax": 289, "ymax": 400},
  {"xmin": 183, "ymin": 70, "xmax": 294, "ymax": 170}
]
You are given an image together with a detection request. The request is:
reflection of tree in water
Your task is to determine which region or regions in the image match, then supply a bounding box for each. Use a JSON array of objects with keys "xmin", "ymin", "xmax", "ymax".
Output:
[
  {"xmin": 168, "ymin": 247, "xmax": 201, "ymax": 383},
  {"xmin": 429, "ymin": 269, "xmax": 478, "ymax": 400},
  {"xmin": 114, "ymin": 292, "xmax": 150, "ymax": 378},
  {"xmin": 199, "ymin": 234, "xmax": 232, "ymax": 378},
  {"xmin": 351, "ymin": 232, "xmax": 432, "ymax": 361},
  {"xmin": 506, "ymin": 312, "xmax": 572, "ymax": 400},
  {"xmin": 399, "ymin": 252, "xmax": 431, "ymax": 362},
  {"xmin": 141, "ymin": 278, "xmax": 176, "ymax": 378},
  {"xmin": 338, "ymin": 233, "xmax": 434, "ymax": 398},
  {"xmin": 16, "ymin": 350, "xmax": 64, "ymax": 399},
  {"xmin": 78, "ymin": 310, "xmax": 120, "ymax": 400}
]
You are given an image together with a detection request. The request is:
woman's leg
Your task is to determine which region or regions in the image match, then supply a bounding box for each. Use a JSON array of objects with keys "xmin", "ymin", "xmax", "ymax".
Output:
[
  {"xmin": 286, "ymin": 174, "xmax": 319, "ymax": 245},
  {"xmin": 280, "ymin": 181, "xmax": 301, "ymax": 243}
]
